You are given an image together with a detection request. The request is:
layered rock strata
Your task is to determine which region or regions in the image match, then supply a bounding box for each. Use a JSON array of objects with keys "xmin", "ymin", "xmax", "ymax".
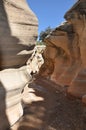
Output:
[
  {"xmin": 0, "ymin": 66, "xmax": 32, "ymax": 128},
  {"xmin": 0, "ymin": 45, "xmax": 44, "ymax": 129},
  {"xmin": 64, "ymin": 0, "xmax": 86, "ymax": 98},
  {"xmin": 0, "ymin": 0, "xmax": 38, "ymax": 70},
  {"xmin": 42, "ymin": 22, "xmax": 81, "ymax": 86},
  {"xmin": 39, "ymin": 0, "xmax": 86, "ymax": 101},
  {"xmin": 0, "ymin": 0, "xmax": 39, "ymax": 129}
]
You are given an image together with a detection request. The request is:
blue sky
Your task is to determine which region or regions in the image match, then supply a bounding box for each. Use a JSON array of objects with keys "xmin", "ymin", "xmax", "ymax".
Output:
[{"xmin": 27, "ymin": 0, "xmax": 76, "ymax": 35}]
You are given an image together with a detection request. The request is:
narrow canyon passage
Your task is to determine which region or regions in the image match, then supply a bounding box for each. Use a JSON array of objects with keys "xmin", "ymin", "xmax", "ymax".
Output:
[{"xmin": 11, "ymin": 78, "xmax": 85, "ymax": 130}]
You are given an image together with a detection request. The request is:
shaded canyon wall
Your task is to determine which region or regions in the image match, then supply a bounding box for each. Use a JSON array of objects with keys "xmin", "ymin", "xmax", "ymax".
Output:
[{"xmin": 0, "ymin": 0, "xmax": 39, "ymax": 129}]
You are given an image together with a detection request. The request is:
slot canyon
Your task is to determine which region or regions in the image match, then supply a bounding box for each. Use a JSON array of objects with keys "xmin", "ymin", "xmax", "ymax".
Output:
[{"xmin": 0, "ymin": 0, "xmax": 86, "ymax": 130}]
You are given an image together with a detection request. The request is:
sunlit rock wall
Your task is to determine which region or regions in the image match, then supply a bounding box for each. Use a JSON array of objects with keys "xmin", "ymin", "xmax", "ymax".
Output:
[
  {"xmin": 64, "ymin": 0, "xmax": 86, "ymax": 99},
  {"xmin": 0, "ymin": 0, "xmax": 38, "ymax": 129},
  {"xmin": 0, "ymin": 0, "xmax": 38, "ymax": 70},
  {"xmin": 39, "ymin": 0, "xmax": 86, "ymax": 100}
]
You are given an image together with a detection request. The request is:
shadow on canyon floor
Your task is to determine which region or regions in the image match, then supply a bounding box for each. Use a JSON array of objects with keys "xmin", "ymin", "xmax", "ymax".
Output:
[
  {"xmin": 0, "ymin": 82, "xmax": 11, "ymax": 130},
  {"xmin": 11, "ymin": 78, "xmax": 86, "ymax": 130}
]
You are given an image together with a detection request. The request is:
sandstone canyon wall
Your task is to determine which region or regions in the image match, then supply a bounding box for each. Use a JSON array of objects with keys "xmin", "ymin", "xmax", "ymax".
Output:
[
  {"xmin": 0, "ymin": 0, "xmax": 38, "ymax": 70},
  {"xmin": 40, "ymin": 0, "xmax": 86, "ymax": 101},
  {"xmin": 0, "ymin": 0, "xmax": 86, "ymax": 129},
  {"xmin": 0, "ymin": 0, "xmax": 39, "ymax": 129}
]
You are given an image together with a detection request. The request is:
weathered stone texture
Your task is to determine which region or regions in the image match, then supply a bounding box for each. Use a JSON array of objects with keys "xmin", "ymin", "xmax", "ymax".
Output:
[
  {"xmin": 0, "ymin": 0, "xmax": 39, "ymax": 129},
  {"xmin": 0, "ymin": 45, "xmax": 44, "ymax": 129},
  {"xmin": 39, "ymin": 0, "xmax": 86, "ymax": 99},
  {"xmin": 67, "ymin": 69, "xmax": 86, "ymax": 98},
  {"xmin": 0, "ymin": 0, "xmax": 38, "ymax": 69},
  {"xmin": 0, "ymin": 66, "xmax": 32, "ymax": 127}
]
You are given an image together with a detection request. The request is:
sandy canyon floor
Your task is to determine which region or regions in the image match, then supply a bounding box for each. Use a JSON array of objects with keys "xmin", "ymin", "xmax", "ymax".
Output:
[{"xmin": 10, "ymin": 77, "xmax": 86, "ymax": 130}]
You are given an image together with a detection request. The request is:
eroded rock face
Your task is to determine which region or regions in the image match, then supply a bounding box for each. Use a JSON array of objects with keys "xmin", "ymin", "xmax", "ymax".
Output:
[
  {"xmin": 67, "ymin": 69, "xmax": 86, "ymax": 98},
  {"xmin": 0, "ymin": 0, "xmax": 38, "ymax": 70},
  {"xmin": 41, "ymin": 22, "xmax": 81, "ymax": 86},
  {"xmin": 0, "ymin": 0, "xmax": 39, "ymax": 129},
  {"xmin": 0, "ymin": 66, "xmax": 32, "ymax": 129},
  {"xmin": 0, "ymin": 45, "xmax": 44, "ymax": 129},
  {"xmin": 39, "ymin": 0, "xmax": 86, "ymax": 99},
  {"xmin": 64, "ymin": 0, "xmax": 86, "ymax": 98}
]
